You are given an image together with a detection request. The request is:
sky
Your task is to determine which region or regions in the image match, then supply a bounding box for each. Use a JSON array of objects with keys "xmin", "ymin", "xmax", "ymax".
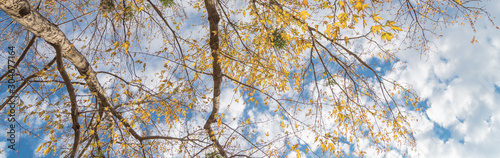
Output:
[
  {"xmin": 389, "ymin": 12, "xmax": 500, "ymax": 158},
  {"xmin": 379, "ymin": 1, "xmax": 500, "ymax": 157},
  {"xmin": 1, "ymin": 0, "xmax": 500, "ymax": 157}
]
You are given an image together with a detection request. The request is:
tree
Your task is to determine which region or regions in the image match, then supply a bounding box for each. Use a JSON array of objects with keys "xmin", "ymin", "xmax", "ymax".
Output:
[{"xmin": 0, "ymin": 0, "xmax": 494, "ymax": 157}]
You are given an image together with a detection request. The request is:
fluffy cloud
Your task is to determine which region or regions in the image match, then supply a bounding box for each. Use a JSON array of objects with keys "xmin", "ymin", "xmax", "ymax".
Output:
[{"xmin": 384, "ymin": 1, "xmax": 500, "ymax": 157}]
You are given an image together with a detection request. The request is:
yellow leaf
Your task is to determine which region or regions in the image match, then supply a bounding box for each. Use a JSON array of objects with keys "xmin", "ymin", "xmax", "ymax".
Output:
[
  {"xmin": 325, "ymin": 24, "xmax": 333, "ymax": 37},
  {"xmin": 387, "ymin": 21, "xmax": 396, "ymax": 26},
  {"xmin": 43, "ymin": 146, "xmax": 51, "ymax": 156},
  {"xmin": 45, "ymin": 0, "xmax": 55, "ymax": 5},
  {"xmin": 339, "ymin": 113, "xmax": 345, "ymax": 121},
  {"xmin": 373, "ymin": 15, "xmax": 383, "ymax": 22},
  {"xmin": 355, "ymin": 1, "xmax": 364, "ymax": 11},
  {"xmin": 122, "ymin": 42, "xmax": 129, "ymax": 50},
  {"xmin": 302, "ymin": 0, "xmax": 308, "ymax": 7},
  {"xmin": 371, "ymin": 25, "xmax": 382, "ymax": 34},
  {"xmin": 391, "ymin": 26, "xmax": 402, "ymax": 31},
  {"xmin": 321, "ymin": 143, "xmax": 326, "ymax": 153},
  {"xmin": 298, "ymin": 10, "xmax": 310, "ymax": 21},
  {"xmin": 36, "ymin": 144, "xmax": 44, "ymax": 153},
  {"xmin": 328, "ymin": 143, "xmax": 335, "ymax": 151},
  {"xmin": 296, "ymin": 149, "xmax": 301, "ymax": 158},
  {"xmin": 381, "ymin": 32, "xmax": 394, "ymax": 41},
  {"xmin": 337, "ymin": 13, "xmax": 348, "ymax": 22}
]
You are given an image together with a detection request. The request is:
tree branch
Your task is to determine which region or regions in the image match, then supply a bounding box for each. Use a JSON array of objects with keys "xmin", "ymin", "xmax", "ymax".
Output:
[
  {"xmin": 0, "ymin": 0, "xmax": 194, "ymax": 153},
  {"xmin": 51, "ymin": 43, "xmax": 80, "ymax": 158},
  {"xmin": 0, "ymin": 34, "xmax": 36, "ymax": 82},
  {"xmin": 203, "ymin": 0, "xmax": 227, "ymax": 157},
  {"xmin": 0, "ymin": 57, "xmax": 56, "ymax": 111}
]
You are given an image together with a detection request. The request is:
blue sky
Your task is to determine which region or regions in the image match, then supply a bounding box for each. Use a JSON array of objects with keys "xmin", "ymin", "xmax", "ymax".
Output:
[
  {"xmin": 377, "ymin": 1, "xmax": 500, "ymax": 157},
  {"xmin": 2, "ymin": 0, "xmax": 500, "ymax": 157}
]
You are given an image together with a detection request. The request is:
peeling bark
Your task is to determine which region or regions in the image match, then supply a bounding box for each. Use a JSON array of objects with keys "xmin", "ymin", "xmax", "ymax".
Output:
[{"xmin": 0, "ymin": 0, "xmax": 103, "ymax": 99}]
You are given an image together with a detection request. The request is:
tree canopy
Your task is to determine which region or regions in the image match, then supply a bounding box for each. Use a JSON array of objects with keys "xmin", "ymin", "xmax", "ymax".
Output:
[{"xmin": 0, "ymin": 0, "xmax": 494, "ymax": 157}]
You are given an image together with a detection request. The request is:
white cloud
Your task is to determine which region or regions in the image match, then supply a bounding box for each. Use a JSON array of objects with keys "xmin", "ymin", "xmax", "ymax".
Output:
[
  {"xmin": 383, "ymin": 0, "xmax": 500, "ymax": 157},
  {"xmin": 220, "ymin": 87, "xmax": 246, "ymax": 128},
  {"xmin": 287, "ymin": 149, "xmax": 307, "ymax": 158}
]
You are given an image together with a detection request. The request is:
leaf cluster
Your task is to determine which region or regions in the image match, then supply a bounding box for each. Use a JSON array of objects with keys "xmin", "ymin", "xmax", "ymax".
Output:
[
  {"xmin": 159, "ymin": 0, "xmax": 174, "ymax": 7},
  {"xmin": 271, "ymin": 28, "xmax": 287, "ymax": 49}
]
